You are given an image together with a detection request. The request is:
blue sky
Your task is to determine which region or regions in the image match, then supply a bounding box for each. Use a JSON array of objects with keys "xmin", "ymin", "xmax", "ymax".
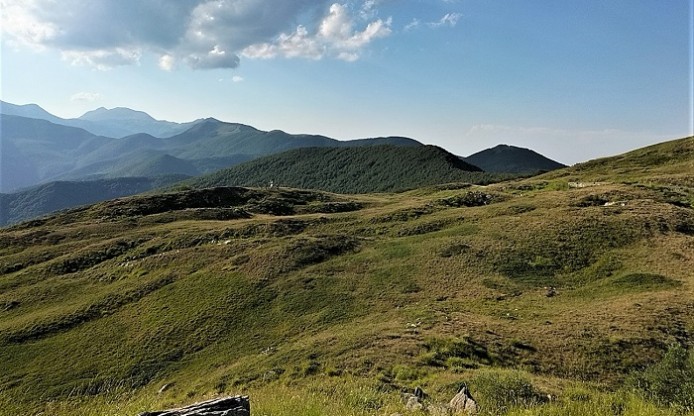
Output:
[{"xmin": 1, "ymin": 0, "xmax": 692, "ymax": 164}]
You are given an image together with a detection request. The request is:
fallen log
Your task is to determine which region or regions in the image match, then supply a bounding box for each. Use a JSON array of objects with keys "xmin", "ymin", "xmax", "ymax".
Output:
[{"xmin": 138, "ymin": 395, "xmax": 250, "ymax": 416}]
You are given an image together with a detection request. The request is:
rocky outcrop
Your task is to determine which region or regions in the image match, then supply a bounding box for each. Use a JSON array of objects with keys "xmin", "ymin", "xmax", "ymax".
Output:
[
  {"xmin": 400, "ymin": 385, "xmax": 478, "ymax": 415},
  {"xmin": 449, "ymin": 384, "xmax": 478, "ymax": 415},
  {"xmin": 138, "ymin": 396, "xmax": 249, "ymax": 416}
]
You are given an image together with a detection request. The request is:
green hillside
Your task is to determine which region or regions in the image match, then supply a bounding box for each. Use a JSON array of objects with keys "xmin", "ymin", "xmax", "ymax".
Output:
[
  {"xmin": 542, "ymin": 135, "xmax": 694, "ymax": 208},
  {"xmin": 111, "ymin": 154, "xmax": 200, "ymax": 178},
  {"xmin": 184, "ymin": 145, "xmax": 509, "ymax": 193},
  {"xmin": 546, "ymin": 135, "xmax": 694, "ymax": 183},
  {"xmin": 0, "ymin": 137, "xmax": 693, "ymax": 415},
  {"xmin": 0, "ymin": 176, "xmax": 188, "ymax": 226},
  {"xmin": 464, "ymin": 144, "xmax": 566, "ymax": 174}
]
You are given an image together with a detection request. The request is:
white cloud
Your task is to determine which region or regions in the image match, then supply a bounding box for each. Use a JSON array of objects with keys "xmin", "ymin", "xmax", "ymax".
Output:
[
  {"xmin": 403, "ymin": 12, "xmax": 461, "ymax": 31},
  {"xmin": 359, "ymin": 0, "xmax": 377, "ymax": 20},
  {"xmin": 243, "ymin": 3, "xmax": 391, "ymax": 62},
  {"xmin": 1, "ymin": 0, "xmax": 390, "ymax": 69},
  {"xmin": 429, "ymin": 12, "xmax": 462, "ymax": 28},
  {"xmin": 232, "ymin": 75, "xmax": 244, "ymax": 82},
  {"xmin": 243, "ymin": 25, "xmax": 324, "ymax": 60},
  {"xmin": 159, "ymin": 54, "xmax": 175, "ymax": 71},
  {"xmin": 404, "ymin": 18, "xmax": 420, "ymax": 31},
  {"xmin": 70, "ymin": 92, "xmax": 103, "ymax": 103},
  {"xmin": 0, "ymin": 0, "xmax": 57, "ymax": 49},
  {"xmin": 62, "ymin": 48, "xmax": 142, "ymax": 70}
]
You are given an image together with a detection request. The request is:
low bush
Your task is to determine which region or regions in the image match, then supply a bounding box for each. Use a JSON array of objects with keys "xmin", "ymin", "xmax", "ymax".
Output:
[
  {"xmin": 627, "ymin": 343, "xmax": 694, "ymax": 412},
  {"xmin": 470, "ymin": 370, "xmax": 544, "ymax": 414}
]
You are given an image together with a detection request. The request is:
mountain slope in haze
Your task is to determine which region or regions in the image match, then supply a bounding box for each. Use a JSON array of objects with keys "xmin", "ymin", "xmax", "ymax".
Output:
[
  {"xmin": 0, "ymin": 115, "xmax": 111, "ymax": 192},
  {"xmin": 77, "ymin": 107, "xmax": 199, "ymax": 138},
  {"xmin": 79, "ymin": 107, "xmax": 158, "ymax": 122},
  {"xmin": 185, "ymin": 145, "xmax": 510, "ymax": 194},
  {"xmin": 1, "ymin": 136, "xmax": 693, "ymax": 415},
  {"xmin": 165, "ymin": 118, "xmax": 422, "ymax": 160},
  {"xmin": 0, "ymin": 100, "xmax": 198, "ymax": 138},
  {"xmin": 464, "ymin": 144, "xmax": 566, "ymax": 174},
  {"xmin": 1, "ymin": 114, "xmax": 426, "ymax": 193},
  {"xmin": 0, "ymin": 176, "xmax": 188, "ymax": 226},
  {"xmin": 0, "ymin": 101, "xmax": 66, "ymax": 124}
]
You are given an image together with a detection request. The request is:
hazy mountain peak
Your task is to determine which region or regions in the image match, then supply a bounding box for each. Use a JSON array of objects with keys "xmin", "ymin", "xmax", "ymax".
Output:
[
  {"xmin": 79, "ymin": 106, "xmax": 157, "ymax": 122},
  {"xmin": 0, "ymin": 100, "xmax": 63, "ymax": 122}
]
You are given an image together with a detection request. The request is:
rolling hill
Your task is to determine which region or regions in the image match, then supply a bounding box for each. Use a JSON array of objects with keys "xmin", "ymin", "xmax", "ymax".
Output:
[
  {"xmin": 545, "ymin": 135, "xmax": 694, "ymax": 183},
  {"xmin": 183, "ymin": 145, "xmax": 510, "ymax": 193},
  {"xmin": 0, "ymin": 136, "xmax": 692, "ymax": 415},
  {"xmin": 0, "ymin": 176, "xmax": 189, "ymax": 226},
  {"xmin": 464, "ymin": 144, "xmax": 566, "ymax": 174}
]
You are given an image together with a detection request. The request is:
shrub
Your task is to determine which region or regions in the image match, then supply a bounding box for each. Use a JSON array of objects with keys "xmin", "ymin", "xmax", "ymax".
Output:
[
  {"xmin": 420, "ymin": 337, "xmax": 493, "ymax": 367},
  {"xmin": 627, "ymin": 343, "xmax": 694, "ymax": 411},
  {"xmin": 471, "ymin": 371, "xmax": 544, "ymax": 414}
]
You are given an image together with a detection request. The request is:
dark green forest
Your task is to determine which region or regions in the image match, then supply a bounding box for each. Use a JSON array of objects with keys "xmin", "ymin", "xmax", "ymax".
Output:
[{"xmin": 185, "ymin": 145, "xmax": 515, "ymax": 193}]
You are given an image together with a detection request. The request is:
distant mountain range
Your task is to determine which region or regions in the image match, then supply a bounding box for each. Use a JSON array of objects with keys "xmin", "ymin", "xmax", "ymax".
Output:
[
  {"xmin": 0, "ymin": 100, "xmax": 199, "ymax": 138},
  {"xmin": 0, "ymin": 111, "xmax": 421, "ymax": 193},
  {"xmin": 0, "ymin": 100, "xmax": 567, "ymax": 225},
  {"xmin": 463, "ymin": 144, "xmax": 567, "ymax": 174}
]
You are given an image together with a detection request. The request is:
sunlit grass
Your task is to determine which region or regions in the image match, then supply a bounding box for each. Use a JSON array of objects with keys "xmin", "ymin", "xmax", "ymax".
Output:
[{"xmin": 1, "ymin": 141, "xmax": 693, "ymax": 415}]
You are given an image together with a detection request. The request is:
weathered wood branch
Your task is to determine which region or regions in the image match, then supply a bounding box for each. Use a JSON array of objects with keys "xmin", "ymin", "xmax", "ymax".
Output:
[{"xmin": 138, "ymin": 396, "xmax": 250, "ymax": 416}]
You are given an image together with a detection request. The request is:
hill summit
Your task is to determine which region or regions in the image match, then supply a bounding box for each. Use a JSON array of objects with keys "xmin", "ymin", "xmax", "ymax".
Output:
[
  {"xmin": 464, "ymin": 144, "xmax": 566, "ymax": 174},
  {"xmin": 184, "ymin": 145, "xmax": 509, "ymax": 193},
  {"xmin": 79, "ymin": 107, "xmax": 157, "ymax": 122}
]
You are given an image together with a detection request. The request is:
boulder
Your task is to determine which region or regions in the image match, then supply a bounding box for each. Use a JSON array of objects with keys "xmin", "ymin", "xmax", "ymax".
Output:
[{"xmin": 449, "ymin": 384, "xmax": 478, "ymax": 415}]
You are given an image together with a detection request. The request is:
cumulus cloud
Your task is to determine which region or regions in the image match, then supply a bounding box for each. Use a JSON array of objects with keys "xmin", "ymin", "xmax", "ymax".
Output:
[
  {"xmin": 242, "ymin": 3, "xmax": 391, "ymax": 61},
  {"xmin": 1, "ymin": 0, "xmax": 392, "ymax": 69},
  {"xmin": 70, "ymin": 92, "xmax": 103, "ymax": 102}
]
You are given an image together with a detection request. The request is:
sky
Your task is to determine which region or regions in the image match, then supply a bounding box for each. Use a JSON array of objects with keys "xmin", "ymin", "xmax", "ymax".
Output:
[{"xmin": 1, "ymin": 0, "xmax": 692, "ymax": 164}]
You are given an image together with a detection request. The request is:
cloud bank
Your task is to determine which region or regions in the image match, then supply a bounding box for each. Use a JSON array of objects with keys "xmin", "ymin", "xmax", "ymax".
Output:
[{"xmin": 1, "ymin": 0, "xmax": 392, "ymax": 70}]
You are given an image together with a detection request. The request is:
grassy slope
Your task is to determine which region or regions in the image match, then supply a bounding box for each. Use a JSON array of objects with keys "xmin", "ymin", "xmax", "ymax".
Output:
[
  {"xmin": 0, "ymin": 138, "xmax": 693, "ymax": 415},
  {"xmin": 545, "ymin": 135, "xmax": 694, "ymax": 185},
  {"xmin": 0, "ymin": 176, "xmax": 190, "ymax": 226},
  {"xmin": 184, "ymin": 145, "xmax": 510, "ymax": 193}
]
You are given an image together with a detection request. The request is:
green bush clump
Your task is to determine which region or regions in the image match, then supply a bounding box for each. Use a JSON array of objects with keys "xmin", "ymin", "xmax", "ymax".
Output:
[
  {"xmin": 420, "ymin": 337, "xmax": 494, "ymax": 367},
  {"xmin": 471, "ymin": 371, "xmax": 544, "ymax": 414},
  {"xmin": 628, "ymin": 343, "xmax": 694, "ymax": 412}
]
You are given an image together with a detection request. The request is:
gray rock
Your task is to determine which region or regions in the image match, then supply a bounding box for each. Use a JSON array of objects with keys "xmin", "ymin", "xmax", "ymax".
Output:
[
  {"xmin": 138, "ymin": 396, "xmax": 249, "ymax": 416},
  {"xmin": 404, "ymin": 394, "xmax": 424, "ymax": 412},
  {"xmin": 449, "ymin": 384, "xmax": 478, "ymax": 415}
]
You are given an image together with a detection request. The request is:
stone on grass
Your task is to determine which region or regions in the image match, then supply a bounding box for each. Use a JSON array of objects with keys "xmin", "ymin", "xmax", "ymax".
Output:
[{"xmin": 449, "ymin": 384, "xmax": 478, "ymax": 415}]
